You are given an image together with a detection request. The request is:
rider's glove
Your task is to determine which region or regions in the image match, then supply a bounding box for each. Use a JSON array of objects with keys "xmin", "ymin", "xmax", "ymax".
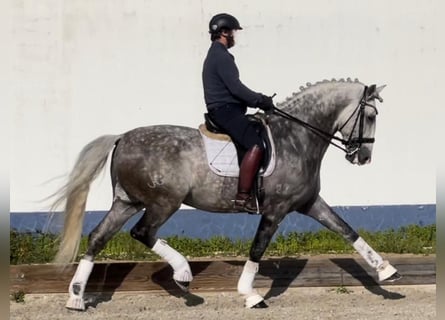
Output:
[{"xmin": 257, "ymin": 94, "xmax": 275, "ymax": 112}]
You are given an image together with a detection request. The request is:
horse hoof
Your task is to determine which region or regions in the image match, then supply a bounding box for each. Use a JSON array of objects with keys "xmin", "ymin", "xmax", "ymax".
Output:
[
  {"xmin": 252, "ymin": 301, "xmax": 269, "ymax": 309},
  {"xmin": 377, "ymin": 260, "xmax": 398, "ymax": 282},
  {"xmin": 175, "ymin": 280, "xmax": 190, "ymax": 292},
  {"xmin": 65, "ymin": 296, "xmax": 85, "ymax": 311},
  {"xmin": 245, "ymin": 294, "xmax": 266, "ymax": 309}
]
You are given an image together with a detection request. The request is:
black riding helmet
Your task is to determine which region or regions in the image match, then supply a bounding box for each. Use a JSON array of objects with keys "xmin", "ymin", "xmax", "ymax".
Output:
[{"xmin": 209, "ymin": 13, "xmax": 243, "ymax": 34}]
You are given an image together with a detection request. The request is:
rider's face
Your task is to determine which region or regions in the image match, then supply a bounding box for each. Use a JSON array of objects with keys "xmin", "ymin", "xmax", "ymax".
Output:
[
  {"xmin": 223, "ymin": 30, "xmax": 236, "ymax": 48},
  {"xmin": 229, "ymin": 30, "xmax": 238, "ymax": 48}
]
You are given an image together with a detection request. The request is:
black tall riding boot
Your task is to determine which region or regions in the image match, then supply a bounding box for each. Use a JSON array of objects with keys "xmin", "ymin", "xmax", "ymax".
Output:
[{"xmin": 234, "ymin": 145, "xmax": 264, "ymax": 213}]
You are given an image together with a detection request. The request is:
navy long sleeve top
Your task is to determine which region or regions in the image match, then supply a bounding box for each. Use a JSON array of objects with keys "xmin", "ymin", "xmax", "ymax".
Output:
[{"xmin": 202, "ymin": 41, "xmax": 261, "ymax": 110}]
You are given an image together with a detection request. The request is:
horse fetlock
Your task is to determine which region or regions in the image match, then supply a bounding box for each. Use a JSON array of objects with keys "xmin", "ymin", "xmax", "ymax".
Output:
[
  {"xmin": 173, "ymin": 265, "xmax": 193, "ymax": 283},
  {"xmin": 66, "ymin": 282, "xmax": 87, "ymax": 311},
  {"xmin": 67, "ymin": 280, "xmax": 87, "ymax": 310},
  {"xmin": 153, "ymin": 239, "xmax": 193, "ymax": 282},
  {"xmin": 377, "ymin": 260, "xmax": 398, "ymax": 282},
  {"xmin": 71, "ymin": 282, "xmax": 82, "ymax": 295}
]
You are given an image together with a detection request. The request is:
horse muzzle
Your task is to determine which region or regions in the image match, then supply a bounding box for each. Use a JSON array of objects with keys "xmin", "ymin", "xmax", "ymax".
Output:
[{"xmin": 345, "ymin": 146, "xmax": 372, "ymax": 165}]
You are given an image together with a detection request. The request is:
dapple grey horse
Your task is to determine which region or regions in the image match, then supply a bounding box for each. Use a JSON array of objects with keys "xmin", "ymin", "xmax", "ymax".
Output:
[{"xmin": 50, "ymin": 79, "xmax": 400, "ymax": 310}]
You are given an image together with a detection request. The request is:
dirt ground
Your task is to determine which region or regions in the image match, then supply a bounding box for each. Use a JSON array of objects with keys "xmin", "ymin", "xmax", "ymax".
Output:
[{"xmin": 10, "ymin": 285, "xmax": 435, "ymax": 320}]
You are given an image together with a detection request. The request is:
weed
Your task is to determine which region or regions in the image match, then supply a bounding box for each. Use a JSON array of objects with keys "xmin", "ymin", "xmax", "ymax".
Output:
[
  {"xmin": 10, "ymin": 290, "xmax": 25, "ymax": 303},
  {"xmin": 331, "ymin": 286, "xmax": 353, "ymax": 294}
]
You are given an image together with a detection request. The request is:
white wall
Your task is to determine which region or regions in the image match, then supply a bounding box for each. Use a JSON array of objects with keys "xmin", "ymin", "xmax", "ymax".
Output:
[{"xmin": 10, "ymin": 0, "xmax": 442, "ymax": 211}]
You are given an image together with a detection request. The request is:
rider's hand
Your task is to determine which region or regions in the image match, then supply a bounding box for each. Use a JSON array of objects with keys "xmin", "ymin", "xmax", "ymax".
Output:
[{"xmin": 257, "ymin": 94, "xmax": 275, "ymax": 112}]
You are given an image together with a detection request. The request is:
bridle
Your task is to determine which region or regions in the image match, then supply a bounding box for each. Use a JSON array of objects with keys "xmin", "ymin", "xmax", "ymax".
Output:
[{"xmin": 271, "ymin": 86, "xmax": 378, "ymax": 155}]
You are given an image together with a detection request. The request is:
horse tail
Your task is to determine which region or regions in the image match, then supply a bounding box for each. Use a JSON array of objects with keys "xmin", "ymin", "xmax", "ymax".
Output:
[{"xmin": 50, "ymin": 134, "xmax": 122, "ymax": 264}]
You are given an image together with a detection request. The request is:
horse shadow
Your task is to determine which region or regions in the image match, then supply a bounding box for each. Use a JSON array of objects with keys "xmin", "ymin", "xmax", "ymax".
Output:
[
  {"xmin": 84, "ymin": 263, "xmax": 137, "ymax": 308},
  {"xmin": 83, "ymin": 257, "xmax": 404, "ymax": 309},
  {"xmin": 257, "ymin": 258, "xmax": 308, "ymax": 300},
  {"xmin": 150, "ymin": 263, "xmax": 209, "ymax": 307},
  {"xmin": 330, "ymin": 258, "xmax": 405, "ymax": 300},
  {"xmin": 84, "ymin": 262, "xmax": 209, "ymax": 308}
]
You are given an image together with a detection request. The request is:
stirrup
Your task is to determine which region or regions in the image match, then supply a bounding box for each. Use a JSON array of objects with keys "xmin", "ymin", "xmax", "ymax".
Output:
[{"xmin": 234, "ymin": 195, "xmax": 260, "ymax": 214}]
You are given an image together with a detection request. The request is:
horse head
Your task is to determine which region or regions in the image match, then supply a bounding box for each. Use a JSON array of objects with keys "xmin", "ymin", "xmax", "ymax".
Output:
[{"xmin": 337, "ymin": 84, "xmax": 386, "ymax": 165}]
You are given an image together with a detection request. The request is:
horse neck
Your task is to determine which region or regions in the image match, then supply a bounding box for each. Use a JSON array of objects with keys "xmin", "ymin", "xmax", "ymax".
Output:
[
  {"xmin": 281, "ymin": 82, "xmax": 363, "ymax": 129},
  {"xmin": 273, "ymin": 81, "xmax": 364, "ymax": 156}
]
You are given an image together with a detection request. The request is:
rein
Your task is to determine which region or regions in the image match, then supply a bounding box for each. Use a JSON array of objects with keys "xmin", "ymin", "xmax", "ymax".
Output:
[{"xmin": 271, "ymin": 86, "xmax": 377, "ymax": 155}]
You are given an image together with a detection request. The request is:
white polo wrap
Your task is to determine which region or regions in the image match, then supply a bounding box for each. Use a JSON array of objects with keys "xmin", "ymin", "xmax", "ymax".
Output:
[
  {"xmin": 353, "ymin": 236, "xmax": 384, "ymax": 269},
  {"xmin": 152, "ymin": 239, "xmax": 193, "ymax": 282}
]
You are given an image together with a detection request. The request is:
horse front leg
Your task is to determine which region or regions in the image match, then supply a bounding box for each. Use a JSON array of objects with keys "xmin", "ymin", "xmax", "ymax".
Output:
[
  {"xmin": 238, "ymin": 213, "xmax": 283, "ymax": 309},
  {"xmin": 303, "ymin": 195, "xmax": 401, "ymax": 282}
]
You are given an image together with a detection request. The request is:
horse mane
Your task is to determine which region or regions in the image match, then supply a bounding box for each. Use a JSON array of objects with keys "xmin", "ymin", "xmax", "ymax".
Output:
[{"xmin": 276, "ymin": 77, "xmax": 363, "ymax": 108}]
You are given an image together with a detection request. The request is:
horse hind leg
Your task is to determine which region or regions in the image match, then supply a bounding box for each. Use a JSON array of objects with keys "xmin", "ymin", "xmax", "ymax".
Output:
[
  {"xmin": 65, "ymin": 198, "xmax": 141, "ymax": 311},
  {"xmin": 303, "ymin": 195, "xmax": 401, "ymax": 282},
  {"xmin": 130, "ymin": 202, "xmax": 193, "ymax": 292}
]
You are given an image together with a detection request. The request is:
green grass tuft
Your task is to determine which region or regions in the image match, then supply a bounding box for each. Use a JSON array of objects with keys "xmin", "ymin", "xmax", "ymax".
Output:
[{"xmin": 331, "ymin": 286, "xmax": 353, "ymax": 294}]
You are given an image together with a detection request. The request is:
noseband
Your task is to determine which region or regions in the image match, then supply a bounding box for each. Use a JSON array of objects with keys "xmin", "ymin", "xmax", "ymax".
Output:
[{"xmin": 272, "ymin": 86, "xmax": 378, "ymax": 155}]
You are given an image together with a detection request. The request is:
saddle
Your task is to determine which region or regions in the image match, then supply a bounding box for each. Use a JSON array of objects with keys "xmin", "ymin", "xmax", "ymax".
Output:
[
  {"xmin": 202, "ymin": 113, "xmax": 274, "ymax": 169},
  {"xmin": 199, "ymin": 113, "xmax": 276, "ymax": 211}
]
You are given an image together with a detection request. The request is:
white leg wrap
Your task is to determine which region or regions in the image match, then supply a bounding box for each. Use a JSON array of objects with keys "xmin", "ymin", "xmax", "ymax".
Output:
[
  {"xmin": 152, "ymin": 239, "xmax": 193, "ymax": 282},
  {"xmin": 237, "ymin": 260, "xmax": 258, "ymax": 295},
  {"xmin": 237, "ymin": 260, "xmax": 264, "ymax": 308},
  {"xmin": 353, "ymin": 237, "xmax": 398, "ymax": 281},
  {"xmin": 66, "ymin": 259, "xmax": 94, "ymax": 310},
  {"xmin": 353, "ymin": 237, "xmax": 384, "ymax": 269}
]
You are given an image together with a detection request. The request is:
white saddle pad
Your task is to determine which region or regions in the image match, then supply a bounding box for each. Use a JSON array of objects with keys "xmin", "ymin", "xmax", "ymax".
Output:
[{"xmin": 199, "ymin": 125, "xmax": 276, "ymax": 177}]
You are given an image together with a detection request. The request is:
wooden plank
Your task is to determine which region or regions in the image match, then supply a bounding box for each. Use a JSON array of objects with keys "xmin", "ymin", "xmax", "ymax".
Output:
[{"xmin": 10, "ymin": 255, "xmax": 436, "ymax": 294}]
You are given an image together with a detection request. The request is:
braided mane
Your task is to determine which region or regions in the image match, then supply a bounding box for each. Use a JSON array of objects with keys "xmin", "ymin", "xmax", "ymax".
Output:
[{"xmin": 276, "ymin": 77, "xmax": 363, "ymax": 108}]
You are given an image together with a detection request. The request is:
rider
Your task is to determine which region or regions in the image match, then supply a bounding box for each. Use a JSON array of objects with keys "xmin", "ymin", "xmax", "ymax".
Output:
[{"xmin": 202, "ymin": 13, "xmax": 275, "ymax": 213}]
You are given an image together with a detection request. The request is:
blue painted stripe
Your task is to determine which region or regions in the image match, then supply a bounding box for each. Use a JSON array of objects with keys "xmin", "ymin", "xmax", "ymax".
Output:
[{"xmin": 10, "ymin": 204, "xmax": 435, "ymax": 240}]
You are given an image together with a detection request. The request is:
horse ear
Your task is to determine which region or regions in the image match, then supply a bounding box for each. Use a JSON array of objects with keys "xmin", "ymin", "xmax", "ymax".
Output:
[
  {"xmin": 374, "ymin": 85, "xmax": 386, "ymax": 102},
  {"xmin": 367, "ymin": 84, "xmax": 385, "ymax": 102},
  {"xmin": 376, "ymin": 84, "xmax": 386, "ymax": 94}
]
